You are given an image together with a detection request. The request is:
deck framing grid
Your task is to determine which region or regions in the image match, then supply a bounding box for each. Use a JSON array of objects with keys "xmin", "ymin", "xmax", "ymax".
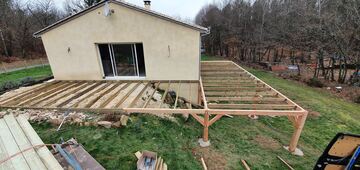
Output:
[
  {"xmin": 0, "ymin": 61, "xmax": 307, "ymax": 153},
  {"xmin": 198, "ymin": 61, "xmax": 308, "ymax": 153}
]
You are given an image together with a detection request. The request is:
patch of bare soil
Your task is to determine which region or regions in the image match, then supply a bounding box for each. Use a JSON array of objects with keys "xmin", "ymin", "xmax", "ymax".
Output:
[
  {"xmin": 192, "ymin": 147, "xmax": 227, "ymax": 170},
  {"xmin": 309, "ymin": 110, "xmax": 321, "ymax": 117},
  {"xmin": 253, "ymin": 135, "xmax": 281, "ymax": 150}
]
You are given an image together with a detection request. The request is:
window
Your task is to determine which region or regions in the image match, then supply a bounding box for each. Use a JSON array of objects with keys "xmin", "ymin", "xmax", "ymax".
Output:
[{"xmin": 98, "ymin": 43, "xmax": 146, "ymax": 78}]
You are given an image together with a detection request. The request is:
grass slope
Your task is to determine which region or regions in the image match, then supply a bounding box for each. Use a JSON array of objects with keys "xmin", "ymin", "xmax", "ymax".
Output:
[
  {"xmin": 0, "ymin": 66, "xmax": 52, "ymax": 86},
  {"xmin": 28, "ymin": 63, "xmax": 359, "ymax": 169}
]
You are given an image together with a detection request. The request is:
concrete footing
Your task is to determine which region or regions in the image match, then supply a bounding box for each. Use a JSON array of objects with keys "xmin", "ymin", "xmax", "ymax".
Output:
[
  {"xmin": 198, "ymin": 138, "xmax": 210, "ymax": 147},
  {"xmin": 283, "ymin": 146, "xmax": 304, "ymax": 156}
]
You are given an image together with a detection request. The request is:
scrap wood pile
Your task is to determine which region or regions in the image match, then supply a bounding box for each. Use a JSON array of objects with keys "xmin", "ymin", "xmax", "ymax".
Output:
[
  {"xmin": 135, "ymin": 150, "xmax": 168, "ymax": 170},
  {"xmin": 0, "ymin": 113, "xmax": 105, "ymax": 170}
]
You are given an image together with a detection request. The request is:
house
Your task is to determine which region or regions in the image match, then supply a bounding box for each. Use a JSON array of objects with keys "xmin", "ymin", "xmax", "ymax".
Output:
[{"xmin": 34, "ymin": 0, "xmax": 208, "ymax": 82}]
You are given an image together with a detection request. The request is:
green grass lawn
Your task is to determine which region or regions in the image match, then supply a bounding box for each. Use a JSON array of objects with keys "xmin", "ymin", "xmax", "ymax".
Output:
[
  {"xmin": 0, "ymin": 66, "xmax": 52, "ymax": 87},
  {"xmin": 5, "ymin": 60, "xmax": 356, "ymax": 169}
]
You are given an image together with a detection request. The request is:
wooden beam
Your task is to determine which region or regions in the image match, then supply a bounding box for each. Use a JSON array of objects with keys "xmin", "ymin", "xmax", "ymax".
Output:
[
  {"xmin": 205, "ymin": 91, "xmax": 277, "ymax": 97},
  {"xmin": 128, "ymin": 82, "xmax": 151, "ymax": 108},
  {"xmin": 208, "ymin": 109, "xmax": 306, "ymax": 116},
  {"xmin": 159, "ymin": 81, "xmax": 171, "ymax": 108},
  {"xmin": 143, "ymin": 83, "xmax": 160, "ymax": 108},
  {"xmin": 203, "ymin": 111, "xmax": 210, "ymax": 142},
  {"xmin": 0, "ymin": 81, "xmax": 59, "ymax": 104},
  {"xmin": 84, "ymin": 82, "xmax": 121, "ymax": 108},
  {"xmin": 190, "ymin": 114, "xmax": 205, "ymax": 126},
  {"xmin": 16, "ymin": 82, "xmax": 71, "ymax": 106},
  {"xmin": 199, "ymin": 78, "xmax": 208, "ymax": 109},
  {"xmin": 0, "ymin": 119, "xmax": 30, "ymax": 169},
  {"xmin": 113, "ymin": 83, "xmax": 141, "ymax": 108},
  {"xmin": 56, "ymin": 82, "xmax": 103, "ymax": 107},
  {"xmin": 289, "ymin": 112, "xmax": 308, "ymax": 152},
  {"xmin": 208, "ymin": 114, "xmax": 223, "ymax": 126},
  {"xmin": 204, "ymin": 86, "xmax": 271, "ymax": 92},
  {"xmin": 70, "ymin": 82, "xmax": 107, "ymax": 108},
  {"xmin": 28, "ymin": 82, "xmax": 83, "ymax": 107},
  {"xmin": 3, "ymin": 114, "xmax": 47, "ymax": 169},
  {"xmin": 208, "ymin": 104, "xmax": 296, "ymax": 110},
  {"xmin": 206, "ymin": 97, "xmax": 286, "ymax": 103},
  {"xmin": 173, "ymin": 82, "xmax": 182, "ymax": 109},
  {"xmin": 41, "ymin": 82, "xmax": 89, "ymax": 107},
  {"xmin": 98, "ymin": 83, "xmax": 130, "ymax": 108}
]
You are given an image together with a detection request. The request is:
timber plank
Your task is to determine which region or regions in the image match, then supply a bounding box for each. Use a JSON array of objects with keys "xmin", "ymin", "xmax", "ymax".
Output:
[
  {"xmin": 68, "ymin": 82, "xmax": 108, "ymax": 108},
  {"xmin": 16, "ymin": 82, "xmax": 71, "ymax": 106},
  {"xmin": 16, "ymin": 115, "xmax": 63, "ymax": 170},
  {"xmin": 107, "ymin": 83, "xmax": 139, "ymax": 109},
  {"xmin": 85, "ymin": 82, "xmax": 121, "ymax": 108},
  {"xmin": 120, "ymin": 83, "xmax": 148, "ymax": 108},
  {"xmin": 206, "ymin": 97, "xmax": 287, "ymax": 103},
  {"xmin": 76, "ymin": 82, "xmax": 113, "ymax": 108},
  {"xmin": 208, "ymin": 103, "xmax": 296, "ymax": 110},
  {"xmin": 0, "ymin": 81, "xmax": 59, "ymax": 104},
  {"xmin": 204, "ymin": 86, "xmax": 271, "ymax": 91},
  {"xmin": 98, "ymin": 83, "xmax": 130, "ymax": 108},
  {"xmin": 41, "ymin": 82, "xmax": 89, "ymax": 107},
  {"xmin": 28, "ymin": 82, "xmax": 81, "ymax": 107},
  {"xmin": 56, "ymin": 82, "xmax": 103, "ymax": 107},
  {"xmin": 0, "ymin": 119, "xmax": 30, "ymax": 170},
  {"xmin": 128, "ymin": 82, "xmax": 151, "ymax": 108},
  {"xmin": 143, "ymin": 83, "xmax": 161, "ymax": 108},
  {"xmin": 159, "ymin": 82, "xmax": 171, "ymax": 108},
  {"xmin": 3, "ymin": 114, "xmax": 46, "ymax": 170}
]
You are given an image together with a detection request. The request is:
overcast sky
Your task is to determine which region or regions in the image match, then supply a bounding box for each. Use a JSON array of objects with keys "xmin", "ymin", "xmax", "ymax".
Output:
[{"xmin": 48, "ymin": 0, "xmax": 216, "ymax": 20}]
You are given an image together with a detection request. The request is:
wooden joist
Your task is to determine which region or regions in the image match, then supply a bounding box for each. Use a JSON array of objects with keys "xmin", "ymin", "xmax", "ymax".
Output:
[
  {"xmin": 208, "ymin": 103, "xmax": 297, "ymax": 110},
  {"xmin": 204, "ymin": 86, "xmax": 271, "ymax": 92},
  {"xmin": 85, "ymin": 82, "xmax": 122, "ymax": 108},
  {"xmin": 143, "ymin": 83, "xmax": 160, "ymax": 108},
  {"xmin": 206, "ymin": 97, "xmax": 286, "ymax": 103},
  {"xmin": 204, "ymin": 91, "xmax": 277, "ymax": 97},
  {"xmin": 0, "ymin": 81, "xmax": 59, "ymax": 104}
]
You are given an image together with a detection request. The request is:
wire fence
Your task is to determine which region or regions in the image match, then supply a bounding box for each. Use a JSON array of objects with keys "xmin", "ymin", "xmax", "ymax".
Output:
[{"xmin": 0, "ymin": 58, "xmax": 49, "ymax": 74}]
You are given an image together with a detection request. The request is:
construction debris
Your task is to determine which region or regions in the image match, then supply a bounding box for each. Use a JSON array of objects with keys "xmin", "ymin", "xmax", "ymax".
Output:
[
  {"xmin": 135, "ymin": 150, "xmax": 167, "ymax": 170},
  {"xmin": 277, "ymin": 156, "xmax": 294, "ymax": 170},
  {"xmin": 97, "ymin": 121, "xmax": 112, "ymax": 128},
  {"xmin": 241, "ymin": 159, "xmax": 251, "ymax": 170},
  {"xmin": 54, "ymin": 138, "xmax": 105, "ymax": 170},
  {"xmin": 201, "ymin": 157, "xmax": 208, "ymax": 170}
]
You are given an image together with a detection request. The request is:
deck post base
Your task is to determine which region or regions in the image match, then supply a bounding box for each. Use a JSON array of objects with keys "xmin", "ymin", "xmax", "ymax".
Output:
[
  {"xmin": 283, "ymin": 146, "xmax": 304, "ymax": 156},
  {"xmin": 198, "ymin": 138, "xmax": 211, "ymax": 147}
]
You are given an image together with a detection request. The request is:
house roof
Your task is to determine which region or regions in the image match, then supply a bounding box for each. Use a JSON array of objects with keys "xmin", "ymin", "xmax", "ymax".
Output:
[{"xmin": 33, "ymin": 0, "xmax": 208, "ymax": 37}]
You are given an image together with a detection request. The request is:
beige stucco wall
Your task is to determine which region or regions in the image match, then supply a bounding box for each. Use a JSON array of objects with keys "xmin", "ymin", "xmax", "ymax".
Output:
[{"xmin": 40, "ymin": 2, "xmax": 201, "ymax": 81}]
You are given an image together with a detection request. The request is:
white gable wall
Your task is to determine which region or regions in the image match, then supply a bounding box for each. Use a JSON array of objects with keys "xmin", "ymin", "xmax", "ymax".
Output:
[{"xmin": 40, "ymin": 2, "xmax": 201, "ymax": 81}]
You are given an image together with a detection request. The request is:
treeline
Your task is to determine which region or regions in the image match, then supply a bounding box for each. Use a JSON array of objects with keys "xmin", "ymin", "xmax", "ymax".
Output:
[
  {"xmin": 196, "ymin": 0, "xmax": 360, "ymax": 83},
  {"xmin": 0, "ymin": 0, "xmax": 100, "ymax": 59}
]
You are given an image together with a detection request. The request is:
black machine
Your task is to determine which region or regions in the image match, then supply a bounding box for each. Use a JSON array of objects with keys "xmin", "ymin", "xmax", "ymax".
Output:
[{"xmin": 314, "ymin": 133, "xmax": 360, "ymax": 170}]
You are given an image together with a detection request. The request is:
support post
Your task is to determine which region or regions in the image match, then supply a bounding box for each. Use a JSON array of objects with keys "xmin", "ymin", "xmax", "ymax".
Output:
[
  {"xmin": 203, "ymin": 111, "xmax": 209, "ymax": 142},
  {"xmin": 199, "ymin": 111, "xmax": 210, "ymax": 147},
  {"xmin": 288, "ymin": 112, "xmax": 308, "ymax": 155}
]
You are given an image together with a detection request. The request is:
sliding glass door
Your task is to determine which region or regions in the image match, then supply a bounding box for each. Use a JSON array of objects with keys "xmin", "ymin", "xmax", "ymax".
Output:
[{"xmin": 98, "ymin": 43, "xmax": 145, "ymax": 78}]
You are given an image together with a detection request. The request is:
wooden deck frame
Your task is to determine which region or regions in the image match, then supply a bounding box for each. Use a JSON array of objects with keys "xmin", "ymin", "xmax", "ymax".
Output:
[
  {"xmin": 196, "ymin": 61, "xmax": 308, "ymax": 153},
  {"xmin": 0, "ymin": 61, "xmax": 307, "ymax": 154}
]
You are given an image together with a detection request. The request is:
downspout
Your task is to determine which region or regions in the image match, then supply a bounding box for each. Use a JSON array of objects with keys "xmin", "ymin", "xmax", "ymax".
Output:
[{"xmin": 198, "ymin": 27, "xmax": 211, "ymax": 80}]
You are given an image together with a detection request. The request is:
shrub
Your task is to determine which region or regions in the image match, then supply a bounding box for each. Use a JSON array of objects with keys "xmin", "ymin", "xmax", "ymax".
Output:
[
  {"xmin": 307, "ymin": 78, "xmax": 324, "ymax": 88},
  {"xmin": 355, "ymin": 95, "xmax": 360, "ymax": 104},
  {"xmin": 20, "ymin": 77, "xmax": 35, "ymax": 85},
  {"xmin": 0, "ymin": 81, "xmax": 20, "ymax": 92}
]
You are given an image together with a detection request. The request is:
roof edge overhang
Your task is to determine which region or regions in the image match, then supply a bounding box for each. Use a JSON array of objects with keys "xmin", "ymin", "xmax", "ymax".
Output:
[{"xmin": 33, "ymin": 0, "xmax": 208, "ymax": 38}]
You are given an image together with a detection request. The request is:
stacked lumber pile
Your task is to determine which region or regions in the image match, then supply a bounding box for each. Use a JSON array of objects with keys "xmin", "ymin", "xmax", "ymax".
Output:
[{"xmin": 0, "ymin": 114, "xmax": 63, "ymax": 169}]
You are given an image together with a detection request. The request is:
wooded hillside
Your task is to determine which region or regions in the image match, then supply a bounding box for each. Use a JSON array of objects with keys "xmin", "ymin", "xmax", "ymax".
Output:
[{"xmin": 196, "ymin": 0, "xmax": 360, "ymax": 84}]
